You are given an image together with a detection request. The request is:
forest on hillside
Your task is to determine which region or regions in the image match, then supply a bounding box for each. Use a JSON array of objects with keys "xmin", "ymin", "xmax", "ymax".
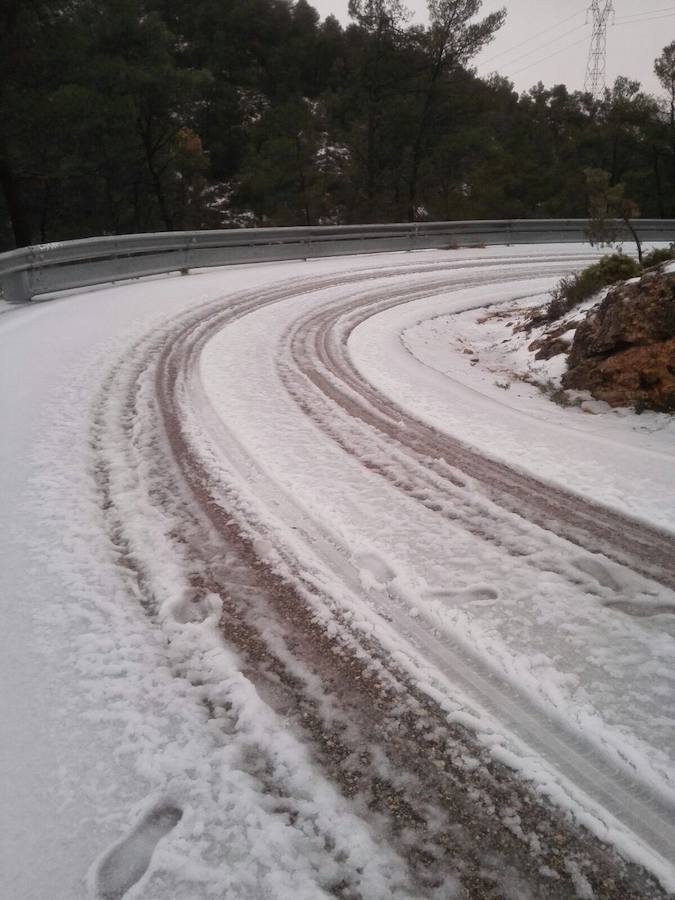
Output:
[{"xmin": 2, "ymin": 0, "xmax": 675, "ymax": 250}]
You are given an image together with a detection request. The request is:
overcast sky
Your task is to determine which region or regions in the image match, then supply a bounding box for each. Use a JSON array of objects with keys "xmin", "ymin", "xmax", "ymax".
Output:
[{"xmin": 309, "ymin": 0, "xmax": 675, "ymax": 97}]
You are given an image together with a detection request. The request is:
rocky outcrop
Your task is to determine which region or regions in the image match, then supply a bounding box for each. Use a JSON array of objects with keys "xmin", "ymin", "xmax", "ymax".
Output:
[
  {"xmin": 528, "ymin": 323, "xmax": 575, "ymax": 360},
  {"xmin": 562, "ymin": 269, "xmax": 675, "ymax": 412}
]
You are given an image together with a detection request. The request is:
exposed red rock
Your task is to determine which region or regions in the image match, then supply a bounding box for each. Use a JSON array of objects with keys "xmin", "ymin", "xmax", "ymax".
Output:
[
  {"xmin": 528, "ymin": 322, "xmax": 574, "ymax": 360},
  {"xmin": 562, "ymin": 270, "xmax": 675, "ymax": 412}
]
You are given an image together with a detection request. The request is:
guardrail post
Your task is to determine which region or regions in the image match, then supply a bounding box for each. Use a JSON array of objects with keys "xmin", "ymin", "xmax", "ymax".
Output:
[
  {"xmin": 1, "ymin": 269, "xmax": 32, "ymax": 303},
  {"xmin": 408, "ymin": 225, "xmax": 417, "ymax": 252},
  {"xmin": 181, "ymin": 236, "xmax": 195, "ymax": 275}
]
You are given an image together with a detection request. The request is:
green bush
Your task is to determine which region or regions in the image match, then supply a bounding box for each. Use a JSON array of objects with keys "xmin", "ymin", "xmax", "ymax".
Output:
[
  {"xmin": 641, "ymin": 244, "xmax": 675, "ymax": 269},
  {"xmin": 534, "ymin": 253, "xmax": 641, "ymax": 327}
]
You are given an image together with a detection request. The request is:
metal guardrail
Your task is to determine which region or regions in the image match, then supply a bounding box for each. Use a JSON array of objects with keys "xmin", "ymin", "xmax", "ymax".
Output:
[{"xmin": 1, "ymin": 219, "xmax": 673, "ymax": 303}]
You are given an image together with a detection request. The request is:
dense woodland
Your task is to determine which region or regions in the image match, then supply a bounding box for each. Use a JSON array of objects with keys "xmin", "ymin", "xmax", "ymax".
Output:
[{"xmin": 2, "ymin": 0, "xmax": 675, "ymax": 250}]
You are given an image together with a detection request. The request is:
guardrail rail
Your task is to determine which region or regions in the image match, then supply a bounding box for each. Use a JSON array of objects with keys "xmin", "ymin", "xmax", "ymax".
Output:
[{"xmin": 1, "ymin": 219, "xmax": 673, "ymax": 303}]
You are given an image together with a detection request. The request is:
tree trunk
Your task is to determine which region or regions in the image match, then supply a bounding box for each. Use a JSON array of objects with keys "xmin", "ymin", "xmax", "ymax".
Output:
[
  {"xmin": 406, "ymin": 49, "xmax": 446, "ymax": 223},
  {"xmin": 610, "ymin": 136, "xmax": 619, "ymax": 186},
  {"xmin": 132, "ymin": 181, "xmax": 141, "ymax": 232},
  {"xmin": 296, "ymin": 136, "xmax": 312, "ymax": 226},
  {"xmin": 0, "ymin": 147, "xmax": 31, "ymax": 247},
  {"xmin": 406, "ymin": 107, "xmax": 432, "ymax": 223},
  {"xmin": 139, "ymin": 118, "xmax": 175, "ymax": 232},
  {"xmin": 39, "ymin": 181, "xmax": 51, "ymax": 242},
  {"xmin": 149, "ymin": 162, "xmax": 174, "ymax": 231},
  {"xmin": 406, "ymin": 151, "xmax": 421, "ymax": 222},
  {"xmin": 362, "ymin": 27, "xmax": 385, "ymax": 219},
  {"xmin": 365, "ymin": 100, "xmax": 379, "ymax": 211},
  {"xmin": 652, "ymin": 145, "xmax": 665, "ymax": 218},
  {"xmin": 624, "ymin": 218, "xmax": 643, "ymax": 264}
]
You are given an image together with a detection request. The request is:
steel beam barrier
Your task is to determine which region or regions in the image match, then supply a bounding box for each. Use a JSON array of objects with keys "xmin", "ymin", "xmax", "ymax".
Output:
[{"xmin": 1, "ymin": 219, "xmax": 673, "ymax": 303}]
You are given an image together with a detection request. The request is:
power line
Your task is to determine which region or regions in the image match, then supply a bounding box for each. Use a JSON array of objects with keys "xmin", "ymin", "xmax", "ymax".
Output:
[
  {"xmin": 480, "ymin": 3, "xmax": 674, "ymax": 72},
  {"xmin": 508, "ymin": 36, "xmax": 590, "ymax": 78},
  {"xmin": 480, "ymin": 6, "xmax": 587, "ymax": 67},
  {"xmin": 614, "ymin": 11, "xmax": 675, "ymax": 25},
  {"xmin": 478, "ymin": 3, "xmax": 673, "ymax": 87},
  {"xmin": 484, "ymin": 22, "xmax": 588, "ymax": 72},
  {"xmin": 491, "ymin": 8, "xmax": 673, "ymax": 75},
  {"xmin": 614, "ymin": 5, "xmax": 675, "ymax": 21}
]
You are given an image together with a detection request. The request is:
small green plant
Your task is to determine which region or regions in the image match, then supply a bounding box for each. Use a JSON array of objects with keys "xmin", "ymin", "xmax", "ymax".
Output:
[
  {"xmin": 529, "ymin": 252, "xmax": 640, "ymax": 329},
  {"xmin": 641, "ymin": 244, "xmax": 675, "ymax": 268}
]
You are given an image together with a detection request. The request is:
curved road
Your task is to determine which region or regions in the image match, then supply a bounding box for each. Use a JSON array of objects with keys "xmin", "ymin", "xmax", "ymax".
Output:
[{"xmin": 3, "ymin": 247, "xmax": 674, "ymax": 899}]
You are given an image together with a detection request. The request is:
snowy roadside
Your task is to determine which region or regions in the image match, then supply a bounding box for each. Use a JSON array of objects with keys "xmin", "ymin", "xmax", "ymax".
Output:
[
  {"xmin": 0, "ymin": 261, "xmax": 427, "ymax": 900},
  {"xmin": 403, "ymin": 285, "xmax": 675, "ymax": 458},
  {"xmin": 351, "ymin": 260, "xmax": 675, "ymax": 533},
  {"xmin": 2, "ymin": 247, "xmax": 674, "ymax": 899}
]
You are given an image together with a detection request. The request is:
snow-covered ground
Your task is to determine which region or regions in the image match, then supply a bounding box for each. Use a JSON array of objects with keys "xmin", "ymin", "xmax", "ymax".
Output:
[
  {"xmin": 1, "ymin": 265, "xmax": 424, "ymax": 900},
  {"xmin": 397, "ymin": 283, "xmax": 675, "ymax": 526},
  {"xmin": 355, "ymin": 277, "xmax": 675, "ymax": 532},
  {"xmin": 1, "ymin": 246, "xmax": 674, "ymax": 899}
]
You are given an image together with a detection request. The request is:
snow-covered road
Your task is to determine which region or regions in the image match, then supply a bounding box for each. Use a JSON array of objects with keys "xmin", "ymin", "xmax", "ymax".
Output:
[{"xmin": 2, "ymin": 246, "xmax": 674, "ymax": 899}]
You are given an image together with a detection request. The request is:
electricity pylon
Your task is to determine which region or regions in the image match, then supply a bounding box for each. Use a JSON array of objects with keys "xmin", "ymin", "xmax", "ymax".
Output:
[{"xmin": 584, "ymin": 0, "xmax": 614, "ymax": 100}]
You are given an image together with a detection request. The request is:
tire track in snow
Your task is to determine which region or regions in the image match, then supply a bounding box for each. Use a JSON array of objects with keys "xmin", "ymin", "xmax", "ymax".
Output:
[
  {"xmin": 270, "ymin": 263, "xmax": 675, "ymax": 879},
  {"xmin": 288, "ymin": 279, "xmax": 675, "ymax": 591},
  {"xmin": 94, "ymin": 255, "xmax": 671, "ymax": 897},
  {"xmin": 89, "ymin": 281, "xmax": 436, "ymax": 899}
]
